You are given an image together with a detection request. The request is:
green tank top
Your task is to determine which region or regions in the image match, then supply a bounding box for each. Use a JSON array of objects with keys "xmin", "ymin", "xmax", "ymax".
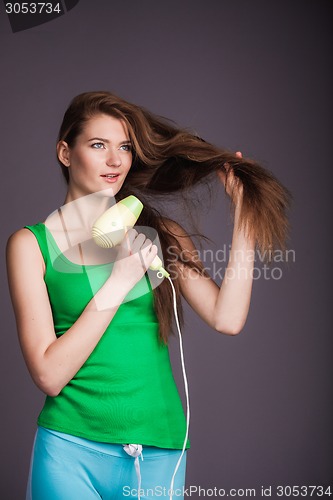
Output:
[{"xmin": 25, "ymin": 223, "xmax": 189, "ymax": 449}]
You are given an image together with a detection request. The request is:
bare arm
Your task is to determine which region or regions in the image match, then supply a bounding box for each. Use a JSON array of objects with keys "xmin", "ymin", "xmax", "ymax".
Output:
[
  {"xmin": 6, "ymin": 228, "xmax": 157, "ymax": 397},
  {"xmin": 166, "ymin": 154, "xmax": 255, "ymax": 336},
  {"xmin": 166, "ymin": 212, "xmax": 254, "ymax": 335}
]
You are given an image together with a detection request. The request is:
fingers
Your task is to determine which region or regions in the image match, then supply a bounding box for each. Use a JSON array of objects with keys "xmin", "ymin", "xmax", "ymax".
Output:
[
  {"xmin": 141, "ymin": 239, "xmax": 159, "ymax": 266},
  {"xmin": 226, "ymin": 151, "xmax": 242, "ymax": 167},
  {"xmin": 124, "ymin": 229, "xmax": 145, "ymax": 254},
  {"xmin": 220, "ymin": 151, "xmax": 244, "ymax": 200},
  {"xmin": 112, "ymin": 229, "xmax": 160, "ymax": 287},
  {"xmin": 222, "ymin": 151, "xmax": 243, "ymax": 174},
  {"xmin": 121, "ymin": 228, "xmax": 157, "ymax": 259}
]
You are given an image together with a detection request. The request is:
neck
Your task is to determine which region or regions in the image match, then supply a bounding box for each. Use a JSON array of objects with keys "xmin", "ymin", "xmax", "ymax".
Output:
[{"xmin": 61, "ymin": 189, "xmax": 116, "ymax": 231}]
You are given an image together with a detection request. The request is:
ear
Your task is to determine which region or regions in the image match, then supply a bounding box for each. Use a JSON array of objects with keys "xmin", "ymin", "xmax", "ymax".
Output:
[{"xmin": 57, "ymin": 141, "xmax": 71, "ymax": 167}]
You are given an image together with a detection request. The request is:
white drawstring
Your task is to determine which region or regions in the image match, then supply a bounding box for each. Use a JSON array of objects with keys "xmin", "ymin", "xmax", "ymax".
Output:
[{"xmin": 123, "ymin": 444, "xmax": 143, "ymax": 499}]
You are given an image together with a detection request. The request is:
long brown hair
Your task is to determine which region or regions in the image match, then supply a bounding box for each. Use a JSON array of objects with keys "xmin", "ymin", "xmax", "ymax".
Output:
[{"xmin": 57, "ymin": 91, "xmax": 291, "ymax": 342}]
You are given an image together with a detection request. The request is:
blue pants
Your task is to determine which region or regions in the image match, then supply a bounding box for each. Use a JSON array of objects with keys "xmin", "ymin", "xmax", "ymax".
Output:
[{"xmin": 26, "ymin": 426, "xmax": 187, "ymax": 499}]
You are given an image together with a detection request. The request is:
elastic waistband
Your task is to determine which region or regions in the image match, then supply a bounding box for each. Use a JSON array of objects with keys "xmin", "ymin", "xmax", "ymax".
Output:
[{"xmin": 37, "ymin": 426, "xmax": 183, "ymax": 458}]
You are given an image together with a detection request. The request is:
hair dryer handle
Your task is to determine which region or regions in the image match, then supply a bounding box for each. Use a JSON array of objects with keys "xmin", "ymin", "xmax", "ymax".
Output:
[{"xmin": 149, "ymin": 255, "xmax": 170, "ymax": 278}]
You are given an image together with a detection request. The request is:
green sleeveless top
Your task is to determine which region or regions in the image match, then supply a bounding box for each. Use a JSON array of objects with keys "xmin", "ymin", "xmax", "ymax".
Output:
[{"xmin": 25, "ymin": 223, "xmax": 189, "ymax": 449}]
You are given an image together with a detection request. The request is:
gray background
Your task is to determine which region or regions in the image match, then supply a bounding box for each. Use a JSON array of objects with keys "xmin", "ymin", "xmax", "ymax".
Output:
[{"xmin": 0, "ymin": 0, "xmax": 332, "ymax": 497}]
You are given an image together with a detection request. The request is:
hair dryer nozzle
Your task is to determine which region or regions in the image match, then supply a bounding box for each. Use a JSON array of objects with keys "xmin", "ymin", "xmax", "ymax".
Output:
[{"xmin": 119, "ymin": 195, "xmax": 143, "ymax": 220}]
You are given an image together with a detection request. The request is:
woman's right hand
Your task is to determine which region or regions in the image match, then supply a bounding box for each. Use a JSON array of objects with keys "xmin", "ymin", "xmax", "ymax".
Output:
[{"xmin": 111, "ymin": 228, "xmax": 158, "ymax": 289}]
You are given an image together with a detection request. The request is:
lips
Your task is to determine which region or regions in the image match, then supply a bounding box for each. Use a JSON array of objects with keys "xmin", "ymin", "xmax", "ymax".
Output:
[{"xmin": 100, "ymin": 173, "xmax": 120, "ymax": 184}]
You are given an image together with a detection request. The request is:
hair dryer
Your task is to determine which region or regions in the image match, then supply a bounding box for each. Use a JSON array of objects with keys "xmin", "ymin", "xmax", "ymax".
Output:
[{"xmin": 92, "ymin": 195, "xmax": 170, "ymax": 278}]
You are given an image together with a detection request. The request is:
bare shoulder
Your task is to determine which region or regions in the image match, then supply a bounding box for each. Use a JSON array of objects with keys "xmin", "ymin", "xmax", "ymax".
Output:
[
  {"xmin": 7, "ymin": 227, "xmax": 38, "ymax": 254},
  {"xmin": 7, "ymin": 227, "xmax": 34, "ymax": 243},
  {"xmin": 6, "ymin": 227, "xmax": 44, "ymax": 271}
]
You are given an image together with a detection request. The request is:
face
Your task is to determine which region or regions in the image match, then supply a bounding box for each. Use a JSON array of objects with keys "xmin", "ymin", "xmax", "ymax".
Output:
[{"xmin": 58, "ymin": 114, "xmax": 133, "ymax": 199}]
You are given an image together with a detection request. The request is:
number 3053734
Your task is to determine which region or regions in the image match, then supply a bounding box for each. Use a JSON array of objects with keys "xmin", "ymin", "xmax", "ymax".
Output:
[{"xmin": 5, "ymin": 3, "xmax": 61, "ymax": 14}]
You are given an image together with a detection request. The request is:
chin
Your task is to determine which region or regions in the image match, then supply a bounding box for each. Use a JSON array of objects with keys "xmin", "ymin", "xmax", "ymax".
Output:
[{"xmin": 94, "ymin": 187, "xmax": 118, "ymax": 198}]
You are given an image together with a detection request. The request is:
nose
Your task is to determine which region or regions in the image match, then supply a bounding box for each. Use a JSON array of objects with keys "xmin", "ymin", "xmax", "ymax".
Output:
[{"xmin": 106, "ymin": 149, "xmax": 122, "ymax": 167}]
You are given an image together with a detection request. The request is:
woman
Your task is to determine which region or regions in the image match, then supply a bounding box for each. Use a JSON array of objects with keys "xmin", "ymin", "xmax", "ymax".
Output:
[{"xmin": 6, "ymin": 91, "xmax": 290, "ymax": 499}]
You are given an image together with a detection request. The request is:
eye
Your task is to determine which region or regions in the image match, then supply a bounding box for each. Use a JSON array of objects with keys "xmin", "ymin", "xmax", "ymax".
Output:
[
  {"xmin": 120, "ymin": 144, "xmax": 132, "ymax": 152},
  {"xmin": 91, "ymin": 142, "xmax": 105, "ymax": 149}
]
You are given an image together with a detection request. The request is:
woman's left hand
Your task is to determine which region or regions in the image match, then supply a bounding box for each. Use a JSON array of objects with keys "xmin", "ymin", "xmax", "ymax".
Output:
[{"xmin": 217, "ymin": 151, "xmax": 244, "ymax": 208}]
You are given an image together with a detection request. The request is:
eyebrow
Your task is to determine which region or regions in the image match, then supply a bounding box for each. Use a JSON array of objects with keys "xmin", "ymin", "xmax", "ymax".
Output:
[{"xmin": 87, "ymin": 137, "xmax": 132, "ymax": 144}]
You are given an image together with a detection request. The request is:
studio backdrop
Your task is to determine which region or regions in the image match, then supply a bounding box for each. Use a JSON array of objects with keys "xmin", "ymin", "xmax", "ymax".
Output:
[{"xmin": 0, "ymin": 1, "xmax": 332, "ymax": 498}]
